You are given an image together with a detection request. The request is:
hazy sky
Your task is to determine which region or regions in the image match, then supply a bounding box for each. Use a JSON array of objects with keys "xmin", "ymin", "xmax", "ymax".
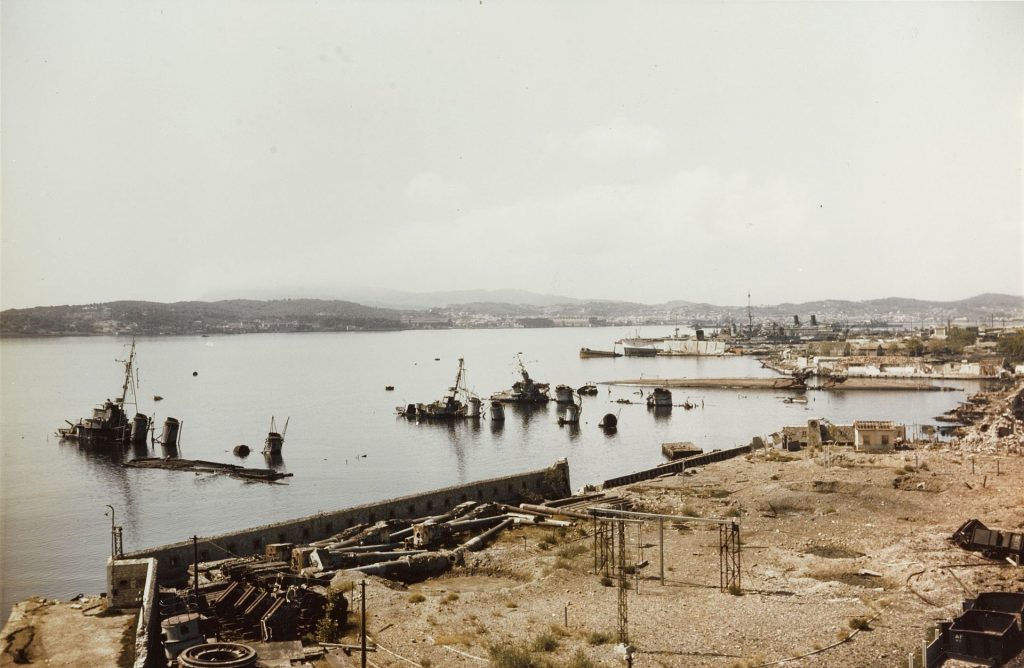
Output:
[{"xmin": 2, "ymin": 1, "xmax": 1022, "ymax": 309}]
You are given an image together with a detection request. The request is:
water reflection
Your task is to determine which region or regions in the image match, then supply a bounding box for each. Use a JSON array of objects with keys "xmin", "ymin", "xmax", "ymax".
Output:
[
  {"xmin": 649, "ymin": 406, "xmax": 672, "ymax": 421},
  {"xmin": 510, "ymin": 403, "xmax": 548, "ymax": 430},
  {"xmin": 56, "ymin": 439, "xmax": 142, "ymax": 536},
  {"xmin": 263, "ymin": 452, "xmax": 285, "ymax": 471}
]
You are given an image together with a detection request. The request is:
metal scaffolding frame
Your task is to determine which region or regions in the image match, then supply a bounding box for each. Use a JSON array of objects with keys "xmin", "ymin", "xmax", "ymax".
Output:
[
  {"xmin": 588, "ymin": 507, "xmax": 742, "ymax": 594},
  {"xmin": 617, "ymin": 520, "xmax": 628, "ymax": 645},
  {"xmin": 719, "ymin": 521, "xmax": 741, "ymax": 592}
]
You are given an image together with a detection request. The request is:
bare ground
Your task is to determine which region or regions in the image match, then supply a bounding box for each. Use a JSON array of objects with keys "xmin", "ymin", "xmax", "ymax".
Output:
[{"xmin": 0, "ymin": 596, "xmax": 136, "ymax": 667}]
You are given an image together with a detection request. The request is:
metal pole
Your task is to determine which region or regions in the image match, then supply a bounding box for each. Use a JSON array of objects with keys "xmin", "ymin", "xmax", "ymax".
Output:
[
  {"xmin": 192, "ymin": 535, "xmax": 199, "ymax": 608},
  {"xmin": 659, "ymin": 517, "xmax": 665, "ymax": 585},
  {"xmin": 106, "ymin": 506, "xmax": 116, "ymax": 559},
  {"xmin": 360, "ymin": 580, "xmax": 367, "ymax": 668}
]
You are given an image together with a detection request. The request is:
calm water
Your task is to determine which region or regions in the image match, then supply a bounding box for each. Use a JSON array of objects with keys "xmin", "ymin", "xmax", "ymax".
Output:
[{"xmin": 0, "ymin": 328, "xmax": 980, "ymax": 617}]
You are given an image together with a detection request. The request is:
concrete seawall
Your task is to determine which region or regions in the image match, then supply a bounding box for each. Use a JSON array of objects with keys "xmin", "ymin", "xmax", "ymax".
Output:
[
  {"xmin": 124, "ymin": 460, "xmax": 570, "ymax": 584},
  {"xmin": 602, "ymin": 445, "xmax": 753, "ymax": 489}
]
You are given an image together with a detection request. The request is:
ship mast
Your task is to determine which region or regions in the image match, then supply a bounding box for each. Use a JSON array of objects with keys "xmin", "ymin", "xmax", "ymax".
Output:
[
  {"xmin": 116, "ymin": 338, "xmax": 139, "ymax": 415},
  {"xmin": 746, "ymin": 291, "xmax": 753, "ymax": 338}
]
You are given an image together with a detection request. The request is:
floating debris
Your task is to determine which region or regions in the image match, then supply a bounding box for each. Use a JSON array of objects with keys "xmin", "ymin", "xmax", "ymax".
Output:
[{"xmin": 125, "ymin": 458, "xmax": 292, "ymax": 482}]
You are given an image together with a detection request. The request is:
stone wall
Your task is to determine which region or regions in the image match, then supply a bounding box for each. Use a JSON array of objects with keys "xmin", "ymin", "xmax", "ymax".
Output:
[
  {"xmin": 105, "ymin": 557, "xmax": 159, "ymax": 668},
  {"xmin": 107, "ymin": 558, "xmax": 153, "ymax": 609},
  {"xmin": 124, "ymin": 460, "xmax": 570, "ymax": 584}
]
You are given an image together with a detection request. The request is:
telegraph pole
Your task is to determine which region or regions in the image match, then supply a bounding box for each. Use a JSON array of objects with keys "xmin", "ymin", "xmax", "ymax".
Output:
[
  {"xmin": 192, "ymin": 535, "xmax": 200, "ymax": 609},
  {"xmin": 360, "ymin": 580, "xmax": 367, "ymax": 668}
]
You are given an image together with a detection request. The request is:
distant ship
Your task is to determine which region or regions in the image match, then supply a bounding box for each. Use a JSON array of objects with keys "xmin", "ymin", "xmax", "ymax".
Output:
[
  {"xmin": 618, "ymin": 328, "xmax": 727, "ymax": 357},
  {"xmin": 579, "ymin": 347, "xmax": 622, "ymax": 358}
]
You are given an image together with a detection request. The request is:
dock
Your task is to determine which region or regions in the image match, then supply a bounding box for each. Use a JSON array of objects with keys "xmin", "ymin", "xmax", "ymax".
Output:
[{"xmin": 605, "ymin": 377, "xmax": 805, "ymax": 390}]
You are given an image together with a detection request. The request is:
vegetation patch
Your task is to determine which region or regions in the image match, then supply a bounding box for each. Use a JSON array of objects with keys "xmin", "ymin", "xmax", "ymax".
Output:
[{"xmin": 530, "ymin": 629, "xmax": 560, "ymax": 652}]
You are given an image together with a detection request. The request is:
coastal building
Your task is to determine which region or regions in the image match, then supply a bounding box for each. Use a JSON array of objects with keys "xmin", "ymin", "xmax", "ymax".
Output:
[{"xmin": 854, "ymin": 421, "xmax": 905, "ymax": 453}]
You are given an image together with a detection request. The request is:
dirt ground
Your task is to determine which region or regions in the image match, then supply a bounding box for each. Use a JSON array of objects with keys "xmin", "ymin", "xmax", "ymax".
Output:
[
  {"xmin": 322, "ymin": 381, "xmax": 1024, "ymax": 668},
  {"xmin": 0, "ymin": 595, "xmax": 135, "ymax": 667}
]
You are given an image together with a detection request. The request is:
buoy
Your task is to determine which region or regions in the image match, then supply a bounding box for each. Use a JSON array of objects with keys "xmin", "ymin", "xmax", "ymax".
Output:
[
  {"xmin": 192, "ymin": 371, "xmax": 198, "ymax": 377},
  {"xmin": 233, "ymin": 445, "xmax": 250, "ymax": 457}
]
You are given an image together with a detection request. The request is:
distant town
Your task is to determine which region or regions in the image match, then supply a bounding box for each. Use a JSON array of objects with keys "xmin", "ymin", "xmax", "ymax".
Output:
[{"xmin": 1, "ymin": 292, "xmax": 1022, "ymax": 338}]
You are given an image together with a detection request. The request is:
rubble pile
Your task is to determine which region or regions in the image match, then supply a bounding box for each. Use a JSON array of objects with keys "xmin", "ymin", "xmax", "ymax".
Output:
[{"xmin": 943, "ymin": 382, "xmax": 1024, "ymax": 454}]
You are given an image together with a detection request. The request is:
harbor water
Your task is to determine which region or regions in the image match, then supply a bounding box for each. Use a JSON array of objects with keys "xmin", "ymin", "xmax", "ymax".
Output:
[{"xmin": 0, "ymin": 327, "xmax": 982, "ymax": 617}]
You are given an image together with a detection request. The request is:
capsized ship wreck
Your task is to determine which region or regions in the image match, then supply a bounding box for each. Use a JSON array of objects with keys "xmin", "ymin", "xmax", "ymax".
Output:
[
  {"xmin": 57, "ymin": 339, "xmax": 149, "ymax": 445},
  {"xmin": 490, "ymin": 354, "xmax": 550, "ymax": 404},
  {"xmin": 397, "ymin": 358, "xmax": 482, "ymax": 420}
]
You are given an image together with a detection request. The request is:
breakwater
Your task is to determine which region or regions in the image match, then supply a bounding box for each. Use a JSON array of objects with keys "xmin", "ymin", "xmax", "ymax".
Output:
[
  {"xmin": 602, "ymin": 445, "xmax": 754, "ymax": 489},
  {"xmin": 124, "ymin": 460, "xmax": 570, "ymax": 584}
]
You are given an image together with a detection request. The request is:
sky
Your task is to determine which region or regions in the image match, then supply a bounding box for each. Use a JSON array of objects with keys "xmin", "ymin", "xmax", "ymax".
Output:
[{"xmin": 2, "ymin": 1, "xmax": 1022, "ymax": 309}]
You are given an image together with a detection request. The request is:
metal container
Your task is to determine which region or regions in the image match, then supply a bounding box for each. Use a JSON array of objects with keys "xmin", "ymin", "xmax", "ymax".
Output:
[
  {"xmin": 131, "ymin": 413, "xmax": 149, "ymax": 445},
  {"xmin": 161, "ymin": 417, "xmax": 180, "ymax": 448}
]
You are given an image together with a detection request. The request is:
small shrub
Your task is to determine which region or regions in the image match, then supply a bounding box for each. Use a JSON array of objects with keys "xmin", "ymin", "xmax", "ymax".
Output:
[
  {"xmin": 531, "ymin": 630, "xmax": 559, "ymax": 652},
  {"xmin": 548, "ymin": 624, "xmax": 569, "ymax": 637},
  {"xmin": 725, "ymin": 506, "xmax": 742, "ymax": 518},
  {"xmin": 587, "ymin": 631, "xmax": 613, "ymax": 645},
  {"xmin": 442, "ymin": 592, "xmax": 459, "ymax": 603},
  {"xmin": 599, "ymin": 576, "xmax": 613, "ymax": 587},
  {"xmin": 728, "ymin": 583, "xmax": 743, "ymax": 596},
  {"xmin": 505, "ymin": 600, "xmax": 518, "ymax": 609},
  {"xmin": 435, "ymin": 633, "xmax": 476, "ymax": 646},
  {"xmin": 408, "ymin": 593, "xmax": 426, "ymax": 603},
  {"xmin": 849, "ymin": 616, "xmax": 870, "ymax": 631},
  {"xmin": 556, "ymin": 543, "xmax": 587, "ymax": 559},
  {"xmin": 488, "ymin": 643, "xmax": 533, "ymax": 668},
  {"xmin": 565, "ymin": 650, "xmax": 597, "ymax": 668},
  {"xmin": 420, "ymin": 660, "xmax": 432, "ymax": 668}
]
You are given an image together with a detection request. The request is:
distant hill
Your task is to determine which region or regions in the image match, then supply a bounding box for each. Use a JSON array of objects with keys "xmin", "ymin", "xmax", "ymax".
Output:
[
  {"xmin": 0, "ymin": 299, "xmax": 404, "ymax": 337},
  {"xmin": 2, "ymin": 293, "xmax": 1020, "ymax": 337},
  {"xmin": 334, "ymin": 288, "xmax": 590, "ymax": 309}
]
